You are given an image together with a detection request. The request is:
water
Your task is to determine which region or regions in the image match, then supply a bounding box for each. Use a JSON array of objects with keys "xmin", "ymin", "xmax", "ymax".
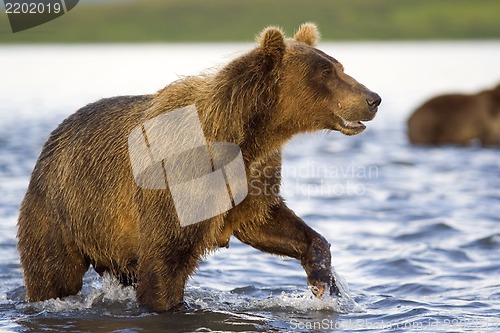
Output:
[{"xmin": 1, "ymin": 42, "xmax": 500, "ymax": 332}]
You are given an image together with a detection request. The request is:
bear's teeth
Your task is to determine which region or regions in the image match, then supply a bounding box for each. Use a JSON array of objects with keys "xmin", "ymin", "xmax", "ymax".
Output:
[{"xmin": 344, "ymin": 120, "xmax": 364, "ymax": 129}]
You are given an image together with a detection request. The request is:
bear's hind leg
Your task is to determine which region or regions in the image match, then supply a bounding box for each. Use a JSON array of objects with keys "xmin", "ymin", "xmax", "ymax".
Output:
[
  {"xmin": 22, "ymin": 241, "xmax": 89, "ymax": 301},
  {"xmin": 18, "ymin": 198, "xmax": 90, "ymax": 301},
  {"xmin": 20, "ymin": 233, "xmax": 90, "ymax": 301}
]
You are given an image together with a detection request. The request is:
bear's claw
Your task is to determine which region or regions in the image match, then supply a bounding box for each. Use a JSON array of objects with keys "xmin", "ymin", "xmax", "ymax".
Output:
[{"xmin": 308, "ymin": 271, "xmax": 341, "ymax": 298}]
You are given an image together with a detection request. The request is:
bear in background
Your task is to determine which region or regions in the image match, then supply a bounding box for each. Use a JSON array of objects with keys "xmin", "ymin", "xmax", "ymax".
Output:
[
  {"xmin": 17, "ymin": 23, "xmax": 381, "ymax": 312},
  {"xmin": 408, "ymin": 83, "xmax": 500, "ymax": 146}
]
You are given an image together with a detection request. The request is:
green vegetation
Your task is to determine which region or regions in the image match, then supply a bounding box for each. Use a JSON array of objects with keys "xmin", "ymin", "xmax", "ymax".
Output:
[{"xmin": 1, "ymin": 0, "xmax": 499, "ymax": 42}]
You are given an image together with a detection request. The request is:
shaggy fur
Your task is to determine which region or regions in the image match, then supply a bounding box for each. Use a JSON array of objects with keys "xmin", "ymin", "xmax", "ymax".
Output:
[
  {"xmin": 408, "ymin": 84, "xmax": 500, "ymax": 146},
  {"xmin": 17, "ymin": 23, "xmax": 381, "ymax": 312}
]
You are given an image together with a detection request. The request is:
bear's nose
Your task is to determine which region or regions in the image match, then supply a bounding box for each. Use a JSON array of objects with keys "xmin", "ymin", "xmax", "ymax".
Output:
[{"xmin": 366, "ymin": 93, "xmax": 382, "ymax": 111}]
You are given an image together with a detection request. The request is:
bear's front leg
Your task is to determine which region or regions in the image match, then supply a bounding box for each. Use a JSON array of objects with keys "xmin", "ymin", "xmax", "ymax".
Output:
[
  {"xmin": 134, "ymin": 192, "xmax": 203, "ymax": 312},
  {"xmin": 135, "ymin": 225, "xmax": 205, "ymax": 312},
  {"xmin": 234, "ymin": 201, "xmax": 340, "ymax": 297},
  {"xmin": 136, "ymin": 256, "xmax": 189, "ymax": 312}
]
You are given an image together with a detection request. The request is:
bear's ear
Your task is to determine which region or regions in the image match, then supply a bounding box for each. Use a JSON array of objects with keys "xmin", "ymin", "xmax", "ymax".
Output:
[
  {"xmin": 294, "ymin": 22, "xmax": 320, "ymax": 46},
  {"xmin": 258, "ymin": 26, "xmax": 286, "ymax": 60}
]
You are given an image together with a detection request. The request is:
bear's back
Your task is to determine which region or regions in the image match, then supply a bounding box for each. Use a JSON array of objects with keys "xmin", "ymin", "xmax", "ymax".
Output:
[
  {"xmin": 37, "ymin": 95, "xmax": 152, "ymax": 182},
  {"xmin": 408, "ymin": 93, "xmax": 484, "ymax": 145}
]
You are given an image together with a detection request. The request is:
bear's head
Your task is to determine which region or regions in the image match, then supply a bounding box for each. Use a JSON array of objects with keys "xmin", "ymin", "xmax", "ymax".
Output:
[
  {"xmin": 201, "ymin": 23, "xmax": 381, "ymax": 152},
  {"xmin": 257, "ymin": 23, "xmax": 381, "ymax": 136}
]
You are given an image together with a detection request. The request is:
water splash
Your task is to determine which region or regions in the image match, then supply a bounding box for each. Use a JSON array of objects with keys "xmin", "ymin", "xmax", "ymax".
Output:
[
  {"xmin": 187, "ymin": 269, "xmax": 364, "ymax": 314},
  {"xmin": 17, "ymin": 274, "xmax": 138, "ymax": 314}
]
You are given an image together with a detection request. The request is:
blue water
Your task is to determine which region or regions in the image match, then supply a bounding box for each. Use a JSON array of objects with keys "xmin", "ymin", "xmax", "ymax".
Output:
[{"xmin": 1, "ymin": 43, "xmax": 500, "ymax": 332}]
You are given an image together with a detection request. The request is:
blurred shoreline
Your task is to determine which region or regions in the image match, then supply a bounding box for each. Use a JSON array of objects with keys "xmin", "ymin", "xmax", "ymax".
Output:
[{"xmin": 1, "ymin": 0, "xmax": 500, "ymax": 43}]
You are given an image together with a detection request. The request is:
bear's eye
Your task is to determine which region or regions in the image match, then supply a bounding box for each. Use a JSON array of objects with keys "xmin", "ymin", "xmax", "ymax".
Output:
[{"xmin": 321, "ymin": 66, "xmax": 333, "ymax": 79}]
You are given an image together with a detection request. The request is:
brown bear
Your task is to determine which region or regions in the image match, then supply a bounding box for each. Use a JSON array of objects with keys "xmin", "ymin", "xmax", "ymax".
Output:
[
  {"xmin": 408, "ymin": 83, "xmax": 500, "ymax": 146},
  {"xmin": 17, "ymin": 23, "xmax": 381, "ymax": 312}
]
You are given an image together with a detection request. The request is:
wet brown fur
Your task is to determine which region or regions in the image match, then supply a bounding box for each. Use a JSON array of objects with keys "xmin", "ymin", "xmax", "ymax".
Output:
[
  {"xmin": 17, "ymin": 23, "xmax": 380, "ymax": 312},
  {"xmin": 408, "ymin": 84, "xmax": 500, "ymax": 146}
]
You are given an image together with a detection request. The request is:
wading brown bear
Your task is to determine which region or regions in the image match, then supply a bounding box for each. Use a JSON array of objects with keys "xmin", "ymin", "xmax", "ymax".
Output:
[
  {"xmin": 17, "ymin": 23, "xmax": 381, "ymax": 312},
  {"xmin": 408, "ymin": 83, "xmax": 500, "ymax": 146}
]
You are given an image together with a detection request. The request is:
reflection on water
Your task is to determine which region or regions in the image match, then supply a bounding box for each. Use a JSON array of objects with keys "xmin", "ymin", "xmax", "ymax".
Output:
[{"xmin": 1, "ymin": 43, "xmax": 500, "ymax": 332}]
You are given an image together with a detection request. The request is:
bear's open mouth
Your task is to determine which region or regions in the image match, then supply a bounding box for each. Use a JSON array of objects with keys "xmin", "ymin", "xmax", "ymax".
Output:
[
  {"xmin": 331, "ymin": 115, "xmax": 368, "ymax": 136},
  {"xmin": 341, "ymin": 119, "xmax": 366, "ymax": 131}
]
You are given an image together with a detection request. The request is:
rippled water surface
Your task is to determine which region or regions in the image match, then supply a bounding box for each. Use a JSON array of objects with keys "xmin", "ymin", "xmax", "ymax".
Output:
[{"xmin": 1, "ymin": 43, "xmax": 499, "ymax": 332}]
